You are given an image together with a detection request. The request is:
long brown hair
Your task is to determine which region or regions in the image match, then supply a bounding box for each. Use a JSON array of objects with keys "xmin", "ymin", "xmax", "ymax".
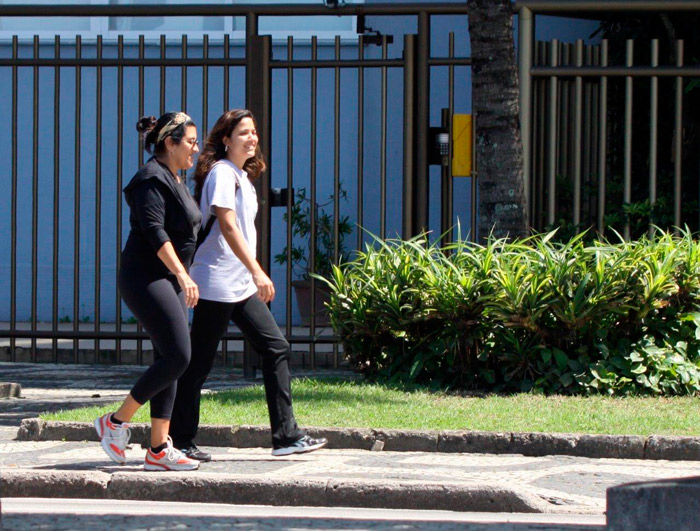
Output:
[{"xmin": 192, "ymin": 109, "xmax": 266, "ymax": 202}]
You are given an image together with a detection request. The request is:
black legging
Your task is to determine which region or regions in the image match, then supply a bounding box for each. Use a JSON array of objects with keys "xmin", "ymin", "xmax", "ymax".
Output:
[
  {"xmin": 170, "ymin": 295, "xmax": 305, "ymax": 447},
  {"xmin": 119, "ymin": 268, "xmax": 191, "ymax": 419}
]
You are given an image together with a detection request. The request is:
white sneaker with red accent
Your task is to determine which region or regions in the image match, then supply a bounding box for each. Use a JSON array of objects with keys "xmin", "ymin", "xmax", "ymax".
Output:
[
  {"xmin": 144, "ymin": 437, "xmax": 199, "ymax": 471},
  {"xmin": 94, "ymin": 412, "xmax": 131, "ymax": 464}
]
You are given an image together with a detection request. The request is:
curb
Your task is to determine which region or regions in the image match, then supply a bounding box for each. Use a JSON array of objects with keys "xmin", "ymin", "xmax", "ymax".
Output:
[
  {"xmin": 0, "ymin": 469, "xmax": 553, "ymax": 513},
  {"xmin": 0, "ymin": 382, "xmax": 21, "ymax": 399},
  {"xmin": 17, "ymin": 418, "xmax": 700, "ymax": 461}
]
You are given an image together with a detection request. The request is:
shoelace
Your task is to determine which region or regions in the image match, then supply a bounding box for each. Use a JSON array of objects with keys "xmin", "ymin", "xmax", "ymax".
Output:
[{"xmin": 106, "ymin": 424, "xmax": 131, "ymax": 443}]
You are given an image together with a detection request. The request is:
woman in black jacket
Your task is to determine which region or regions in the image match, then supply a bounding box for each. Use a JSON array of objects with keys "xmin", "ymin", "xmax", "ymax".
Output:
[{"xmin": 94, "ymin": 112, "xmax": 202, "ymax": 471}]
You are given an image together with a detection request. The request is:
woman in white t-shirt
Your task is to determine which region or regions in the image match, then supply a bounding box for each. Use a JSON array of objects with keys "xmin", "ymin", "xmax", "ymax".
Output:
[{"xmin": 169, "ymin": 109, "xmax": 327, "ymax": 460}]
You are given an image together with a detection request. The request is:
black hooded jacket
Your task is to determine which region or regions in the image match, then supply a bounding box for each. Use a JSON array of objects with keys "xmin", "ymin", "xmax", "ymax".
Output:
[{"xmin": 121, "ymin": 157, "xmax": 202, "ymax": 278}]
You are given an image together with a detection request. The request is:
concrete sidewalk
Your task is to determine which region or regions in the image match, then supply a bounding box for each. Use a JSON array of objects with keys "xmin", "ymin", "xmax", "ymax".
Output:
[{"xmin": 1, "ymin": 362, "xmax": 700, "ymax": 521}]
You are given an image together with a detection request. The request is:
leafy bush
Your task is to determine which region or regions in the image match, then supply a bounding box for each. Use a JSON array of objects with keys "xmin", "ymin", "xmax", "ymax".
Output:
[{"xmin": 322, "ymin": 228, "xmax": 700, "ymax": 395}]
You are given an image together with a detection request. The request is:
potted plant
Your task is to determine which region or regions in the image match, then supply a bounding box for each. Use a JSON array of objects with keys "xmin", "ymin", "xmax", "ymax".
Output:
[{"xmin": 274, "ymin": 184, "xmax": 353, "ymax": 326}]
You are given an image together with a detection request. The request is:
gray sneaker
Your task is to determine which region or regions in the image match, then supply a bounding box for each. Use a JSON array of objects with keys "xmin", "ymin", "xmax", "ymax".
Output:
[{"xmin": 271, "ymin": 435, "xmax": 328, "ymax": 456}]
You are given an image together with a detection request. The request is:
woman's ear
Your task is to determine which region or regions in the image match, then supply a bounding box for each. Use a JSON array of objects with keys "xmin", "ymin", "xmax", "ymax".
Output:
[{"xmin": 164, "ymin": 136, "xmax": 175, "ymax": 155}]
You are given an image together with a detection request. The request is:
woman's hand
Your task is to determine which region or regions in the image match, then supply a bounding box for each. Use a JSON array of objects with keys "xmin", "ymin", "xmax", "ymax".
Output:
[
  {"xmin": 176, "ymin": 271, "xmax": 199, "ymax": 308},
  {"xmin": 253, "ymin": 271, "xmax": 275, "ymax": 303}
]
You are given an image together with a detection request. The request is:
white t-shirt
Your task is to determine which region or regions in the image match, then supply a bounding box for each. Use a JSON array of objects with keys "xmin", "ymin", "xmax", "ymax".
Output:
[{"xmin": 189, "ymin": 159, "xmax": 259, "ymax": 303}]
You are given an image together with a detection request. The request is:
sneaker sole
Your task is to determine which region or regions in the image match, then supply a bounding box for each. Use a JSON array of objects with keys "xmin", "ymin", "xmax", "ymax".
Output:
[
  {"xmin": 271, "ymin": 440, "xmax": 327, "ymax": 457},
  {"xmin": 144, "ymin": 460, "xmax": 199, "ymax": 472}
]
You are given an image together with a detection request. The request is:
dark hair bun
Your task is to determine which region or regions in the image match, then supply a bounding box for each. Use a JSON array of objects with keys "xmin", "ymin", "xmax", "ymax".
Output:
[{"xmin": 136, "ymin": 115, "xmax": 158, "ymax": 135}]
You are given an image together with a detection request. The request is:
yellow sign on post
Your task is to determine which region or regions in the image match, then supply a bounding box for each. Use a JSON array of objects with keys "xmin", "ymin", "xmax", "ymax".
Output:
[{"xmin": 452, "ymin": 114, "xmax": 472, "ymax": 177}]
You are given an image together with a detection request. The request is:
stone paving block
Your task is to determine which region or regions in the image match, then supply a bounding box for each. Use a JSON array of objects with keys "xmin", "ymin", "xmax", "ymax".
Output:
[
  {"xmin": 511, "ymin": 432, "xmax": 579, "ymax": 457},
  {"xmin": 645, "ymin": 435, "xmax": 700, "ymax": 461},
  {"xmin": 193, "ymin": 425, "xmax": 240, "ymax": 447},
  {"xmin": 307, "ymin": 427, "xmax": 374, "ymax": 450},
  {"xmin": 372, "ymin": 429, "xmax": 438, "ymax": 452},
  {"xmin": 574, "ymin": 434, "xmax": 645, "ymax": 459},
  {"xmin": 437, "ymin": 430, "xmax": 514, "ymax": 454},
  {"xmin": 0, "ymin": 469, "xmax": 110, "ymax": 499},
  {"xmin": 324, "ymin": 479, "xmax": 551, "ymax": 513},
  {"xmin": 0, "ymin": 382, "xmax": 21, "ymax": 398},
  {"xmin": 607, "ymin": 476, "xmax": 700, "ymax": 531},
  {"xmin": 16, "ymin": 418, "xmax": 44, "ymax": 441},
  {"xmin": 232, "ymin": 425, "xmax": 271, "ymax": 448}
]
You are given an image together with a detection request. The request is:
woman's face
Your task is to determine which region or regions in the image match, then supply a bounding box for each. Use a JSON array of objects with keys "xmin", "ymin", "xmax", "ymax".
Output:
[
  {"xmin": 171, "ymin": 125, "xmax": 199, "ymax": 171},
  {"xmin": 224, "ymin": 117, "xmax": 257, "ymax": 168}
]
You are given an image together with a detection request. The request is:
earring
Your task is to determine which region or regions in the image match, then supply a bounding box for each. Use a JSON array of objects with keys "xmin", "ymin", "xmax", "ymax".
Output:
[{"xmin": 225, "ymin": 145, "xmax": 228, "ymax": 152}]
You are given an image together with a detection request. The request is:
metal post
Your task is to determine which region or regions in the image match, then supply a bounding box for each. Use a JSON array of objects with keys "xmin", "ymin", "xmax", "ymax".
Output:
[
  {"xmin": 623, "ymin": 39, "xmax": 634, "ymax": 241},
  {"xmin": 573, "ymin": 39, "xmax": 583, "ymax": 227},
  {"xmin": 518, "ymin": 6, "xmax": 534, "ymax": 226},
  {"xmin": 242, "ymin": 14, "xmax": 269, "ymax": 379},
  {"xmin": 597, "ymin": 40, "xmax": 608, "ymax": 234},
  {"xmin": 675, "ymin": 40, "xmax": 684, "ymax": 230},
  {"xmin": 415, "ymin": 11, "xmax": 430, "ymax": 234},
  {"xmin": 649, "ymin": 39, "xmax": 658, "ymax": 212},
  {"xmin": 402, "ymin": 34, "xmax": 415, "ymax": 238},
  {"xmin": 547, "ymin": 39, "xmax": 559, "ymax": 226}
]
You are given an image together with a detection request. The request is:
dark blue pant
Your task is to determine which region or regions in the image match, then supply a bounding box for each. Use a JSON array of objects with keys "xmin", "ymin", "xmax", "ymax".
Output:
[
  {"xmin": 170, "ymin": 295, "xmax": 305, "ymax": 448},
  {"xmin": 119, "ymin": 269, "xmax": 191, "ymax": 419}
]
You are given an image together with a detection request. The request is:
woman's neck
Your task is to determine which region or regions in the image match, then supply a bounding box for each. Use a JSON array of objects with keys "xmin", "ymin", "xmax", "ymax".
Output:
[{"xmin": 156, "ymin": 155, "xmax": 181, "ymax": 183}]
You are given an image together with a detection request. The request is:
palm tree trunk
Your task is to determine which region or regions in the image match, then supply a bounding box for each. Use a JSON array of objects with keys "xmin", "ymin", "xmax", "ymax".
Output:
[{"xmin": 469, "ymin": 0, "xmax": 528, "ymax": 240}]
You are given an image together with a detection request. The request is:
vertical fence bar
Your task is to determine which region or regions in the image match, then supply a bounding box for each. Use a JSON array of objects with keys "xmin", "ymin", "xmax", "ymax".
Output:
[
  {"xmin": 534, "ymin": 41, "xmax": 546, "ymax": 230},
  {"xmin": 675, "ymin": 40, "xmax": 684, "ymax": 230},
  {"xmin": 309, "ymin": 36, "xmax": 318, "ymax": 367},
  {"xmin": 547, "ymin": 39, "xmax": 558, "ymax": 226},
  {"xmin": 583, "ymin": 44, "xmax": 593, "ymax": 223},
  {"xmin": 623, "ymin": 39, "xmax": 634, "ymax": 241},
  {"xmin": 31, "ymin": 36, "xmax": 39, "ymax": 361},
  {"xmin": 380, "ymin": 35, "xmax": 388, "ymax": 239},
  {"xmin": 137, "ymin": 35, "xmax": 145, "ymax": 363},
  {"xmin": 73, "ymin": 35, "xmax": 82, "ymax": 362},
  {"xmin": 94, "ymin": 35, "xmax": 103, "ymax": 362},
  {"xmin": 573, "ymin": 39, "xmax": 583, "ymax": 228},
  {"xmin": 116, "ymin": 35, "xmax": 124, "ymax": 363},
  {"xmin": 589, "ymin": 44, "xmax": 600, "ymax": 227},
  {"xmin": 402, "ymin": 34, "xmax": 413, "ymax": 239},
  {"xmin": 285, "ymin": 36, "xmax": 294, "ymax": 339},
  {"xmin": 202, "ymin": 34, "xmax": 208, "ymax": 141},
  {"xmin": 648, "ymin": 39, "xmax": 658, "ymax": 215},
  {"xmin": 181, "ymin": 35, "xmax": 188, "ymax": 114},
  {"xmin": 358, "ymin": 35, "xmax": 365, "ymax": 246},
  {"xmin": 223, "ymin": 34, "xmax": 230, "ymax": 111},
  {"xmin": 470, "ymin": 112, "xmax": 477, "ymax": 241},
  {"xmin": 597, "ymin": 40, "xmax": 608, "ymax": 234},
  {"xmin": 160, "ymin": 35, "xmax": 166, "ymax": 116},
  {"xmin": 52, "ymin": 36, "xmax": 61, "ymax": 361},
  {"xmin": 31, "ymin": 35, "xmax": 39, "ymax": 363},
  {"xmin": 10, "ymin": 36, "xmax": 17, "ymax": 361},
  {"xmin": 333, "ymin": 35, "xmax": 341, "ymax": 366},
  {"xmin": 221, "ymin": 34, "xmax": 230, "ymax": 366},
  {"xmin": 559, "ymin": 43, "xmax": 570, "ymax": 188},
  {"xmin": 518, "ymin": 7, "xmax": 534, "ymax": 225},
  {"xmin": 446, "ymin": 32, "xmax": 455, "ymax": 242}
]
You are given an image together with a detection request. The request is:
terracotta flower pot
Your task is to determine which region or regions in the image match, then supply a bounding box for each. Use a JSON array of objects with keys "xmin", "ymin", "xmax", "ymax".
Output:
[{"xmin": 291, "ymin": 279, "xmax": 331, "ymax": 326}]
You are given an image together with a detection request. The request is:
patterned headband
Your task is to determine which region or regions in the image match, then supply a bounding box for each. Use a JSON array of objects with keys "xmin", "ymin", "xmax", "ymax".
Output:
[{"xmin": 156, "ymin": 112, "xmax": 191, "ymax": 144}]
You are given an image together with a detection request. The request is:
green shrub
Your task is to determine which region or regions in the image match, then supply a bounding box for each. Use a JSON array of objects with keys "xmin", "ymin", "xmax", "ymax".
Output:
[{"xmin": 322, "ymin": 228, "xmax": 700, "ymax": 396}]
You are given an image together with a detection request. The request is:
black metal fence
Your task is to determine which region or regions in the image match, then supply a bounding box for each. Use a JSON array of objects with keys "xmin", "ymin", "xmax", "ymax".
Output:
[
  {"xmin": 0, "ymin": 3, "xmax": 472, "ymax": 369},
  {"xmin": 518, "ymin": 0, "xmax": 700, "ymax": 239}
]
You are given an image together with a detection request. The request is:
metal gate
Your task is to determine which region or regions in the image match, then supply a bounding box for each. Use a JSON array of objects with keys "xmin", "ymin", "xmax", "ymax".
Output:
[{"xmin": 0, "ymin": 3, "xmax": 472, "ymax": 370}]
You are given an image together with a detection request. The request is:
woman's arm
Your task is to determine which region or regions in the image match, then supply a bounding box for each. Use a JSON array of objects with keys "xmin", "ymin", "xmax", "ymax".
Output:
[
  {"xmin": 156, "ymin": 242, "xmax": 199, "ymax": 308},
  {"xmin": 215, "ymin": 206, "xmax": 275, "ymax": 303}
]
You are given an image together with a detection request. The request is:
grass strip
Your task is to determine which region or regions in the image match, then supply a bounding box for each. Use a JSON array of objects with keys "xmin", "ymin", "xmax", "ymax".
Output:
[{"xmin": 42, "ymin": 378, "xmax": 700, "ymax": 436}]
